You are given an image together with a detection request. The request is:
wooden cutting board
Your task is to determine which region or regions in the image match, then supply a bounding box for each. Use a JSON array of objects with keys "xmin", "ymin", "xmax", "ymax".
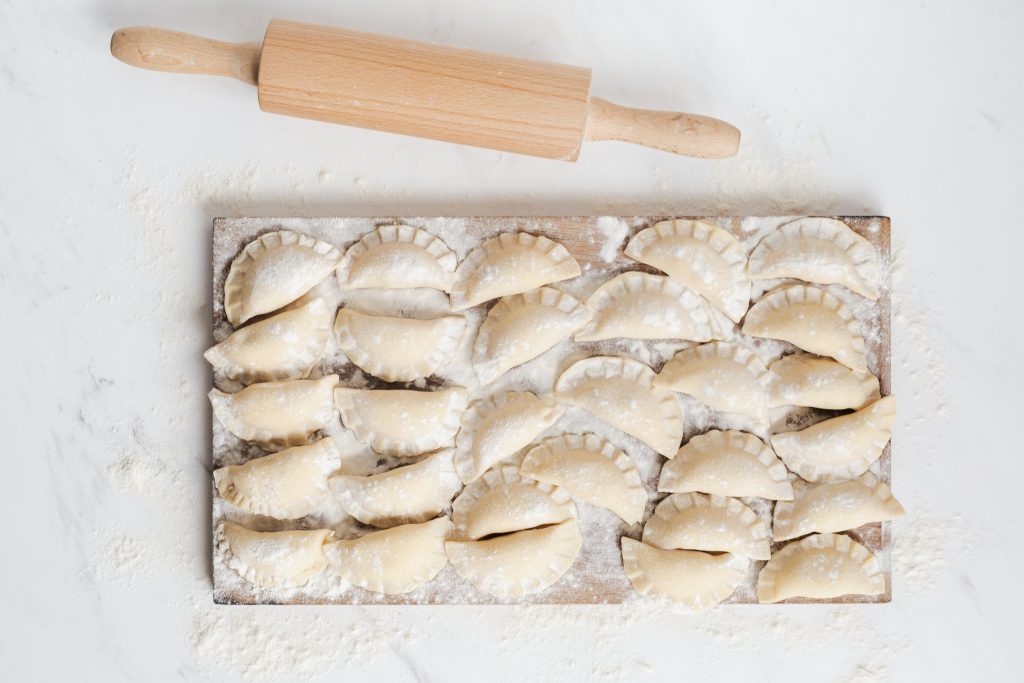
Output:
[{"xmin": 210, "ymin": 215, "xmax": 891, "ymax": 605}]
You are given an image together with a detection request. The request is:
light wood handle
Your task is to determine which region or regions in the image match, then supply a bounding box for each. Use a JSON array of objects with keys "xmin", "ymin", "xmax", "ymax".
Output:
[
  {"xmin": 585, "ymin": 97, "xmax": 740, "ymax": 159},
  {"xmin": 110, "ymin": 27, "xmax": 260, "ymax": 85}
]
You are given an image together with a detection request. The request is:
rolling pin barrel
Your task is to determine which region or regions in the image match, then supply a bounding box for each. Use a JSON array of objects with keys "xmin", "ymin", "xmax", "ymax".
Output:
[
  {"xmin": 256, "ymin": 20, "xmax": 593, "ymax": 160},
  {"xmin": 109, "ymin": 19, "xmax": 740, "ymax": 160}
]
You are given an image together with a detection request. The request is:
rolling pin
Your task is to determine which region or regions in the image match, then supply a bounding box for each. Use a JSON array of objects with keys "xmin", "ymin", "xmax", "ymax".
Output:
[{"xmin": 110, "ymin": 19, "xmax": 740, "ymax": 161}]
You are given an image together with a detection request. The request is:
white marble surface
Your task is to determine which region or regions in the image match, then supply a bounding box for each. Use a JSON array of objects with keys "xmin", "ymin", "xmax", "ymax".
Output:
[{"xmin": 2, "ymin": 0, "xmax": 1022, "ymax": 681}]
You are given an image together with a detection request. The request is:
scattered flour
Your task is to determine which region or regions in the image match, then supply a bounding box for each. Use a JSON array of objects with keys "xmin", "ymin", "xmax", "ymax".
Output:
[
  {"xmin": 893, "ymin": 507, "xmax": 974, "ymax": 597},
  {"xmin": 187, "ymin": 607, "xmax": 418, "ymax": 680},
  {"xmin": 86, "ymin": 532, "xmax": 153, "ymax": 587},
  {"xmin": 889, "ymin": 236, "xmax": 949, "ymax": 418},
  {"xmin": 594, "ymin": 216, "xmax": 629, "ymax": 262},
  {"xmin": 705, "ymin": 109, "xmax": 846, "ymax": 216},
  {"xmin": 481, "ymin": 599, "xmax": 911, "ymax": 681},
  {"xmin": 108, "ymin": 455, "xmax": 166, "ymax": 494}
]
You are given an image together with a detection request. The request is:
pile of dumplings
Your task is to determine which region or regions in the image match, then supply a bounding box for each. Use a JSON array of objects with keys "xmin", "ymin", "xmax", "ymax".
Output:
[{"xmin": 207, "ymin": 217, "xmax": 903, "ymax": 607}]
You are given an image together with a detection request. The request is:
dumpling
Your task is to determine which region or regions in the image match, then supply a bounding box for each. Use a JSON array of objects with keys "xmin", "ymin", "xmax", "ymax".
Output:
[
  {"xmin": 623, "ymin": 219, "xmax": 750, "ymax": 322},
  {"xmin": 768, "ymin": 353, "xmax": 880, "ymax": 410},
  {"xmin": 642, "ymin": 492, "xmax": 770, "ymax": 560},
  {"xmin": 454, "ymin": 392, "xmax": 564, "ymax": 484},
  {"xmin": 747, "ymin": 217, "xmax": 880, "ymax": 300},
  {"xmin": 658, "ymin": 430, "xmax": 793, "ymax": 500},
  {"xmin": 450, "ymin": 232, "xmax": 581, "ymax": 310},
  {"xmin": 224, "ymin": 230, "xmax": 342, "ymax": 325},
  {"xmin": 520, "ymin": 433, "xmax": 647, "ymax": 525},
  {"xmin": 742, "ymin": 285, "xmax": 868, "ymax": 372},
  {"xmin": 773, "ymin": 473, "xmax": 905, "ymax": 541},
  {"xmin": 334, "ymin": 308, "xmax": 466, "ymax": 381},
  {"xmin": 205, "ymin": 299, "xmax": 333, "ymax": 384},
  {"xmin": 334, "ymin": 386, "xmax": 467, "ymax": 456},
  {"xmin": 216, "ymin": 520, "xmax": 333, "ymax": 589},
  {"xmin": 214, "ymin": 438, "xmax": 340, "ymax": 519},
  {"xmin": 771, "ymin": 396, "xmax": 896, "ymax": 483},
  {"xmin": 473, "ymin": 287, "xmax": 590, "ymax": 385},
  {"xmin": 575, "ymin": 272, "xmax": 717, "ymax": 342},
  {"xmin": 653, "ymin": 342, "xmax": 769, "ymax": 424},
  {"xmin": 446, "ymin": 519, "xmax": 582, "ymax": 599},
  {"xmin": 451, "ymin": 464, "xmax": 576, "ymax": 540},
  {"xmin": 621, "ymin": 538, "xmax": 749, "ymax": 610},
  {"xmin": 325, "ymin": 517, "xmax": 451, "ymax": 595},
  {"xmin": 336, "ymin": 224, "xmax": 457, "ymax": 292},
  {"xmin": 555, "ymin": 356, "xmax": 683, "ymax": 457},
  {"xmin": 209, "ymin": 375, "xmax": 339, "ymax": 449},
  {"xmin": 329, "ymin": 449, "xmax": 462, "ymax": 527},
  {"xmin": 757, "ymin": 533, "xmax": 885, "ymax": 603}
]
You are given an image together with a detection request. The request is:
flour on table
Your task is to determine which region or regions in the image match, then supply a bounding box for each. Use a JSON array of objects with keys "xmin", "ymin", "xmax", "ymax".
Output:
[
  {"xmin": 86, "ymin": 532, "xmax": 152, "ymax": 587},
  {"xmin": 595, "ymin": 216, "xmax": 629, "ymax": 262},
  {"xmin": 188, "ymin": 605, "xmax": 419, "ymax": 680},
  {"xmin": 108, "ymin": 454, "xmax": 166, "ymax": 494},
  {"xmin": 890, "ymin": 236, "xmax": 948, "ymax": 417}
]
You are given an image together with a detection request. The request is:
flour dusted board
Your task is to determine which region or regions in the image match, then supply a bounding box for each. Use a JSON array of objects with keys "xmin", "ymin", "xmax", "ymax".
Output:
[{"xmin": 211, "ymin": 216, "xmax": 892, "ymax": 605}]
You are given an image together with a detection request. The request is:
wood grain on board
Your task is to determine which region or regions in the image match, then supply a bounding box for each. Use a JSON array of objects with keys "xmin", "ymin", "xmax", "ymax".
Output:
[{"xmin": 211, "ymin": 216, "xmax": 892, "ymax": 605}]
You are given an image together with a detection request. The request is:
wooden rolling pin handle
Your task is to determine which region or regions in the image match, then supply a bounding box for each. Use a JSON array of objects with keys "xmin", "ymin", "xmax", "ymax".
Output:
[
  {"xmin": 110, "ymin": 27, "xmax": 261, "ymax": 85},
  {"xmin": 585, "ymin": 97, "xmax": 740, "ymax": 159}
]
